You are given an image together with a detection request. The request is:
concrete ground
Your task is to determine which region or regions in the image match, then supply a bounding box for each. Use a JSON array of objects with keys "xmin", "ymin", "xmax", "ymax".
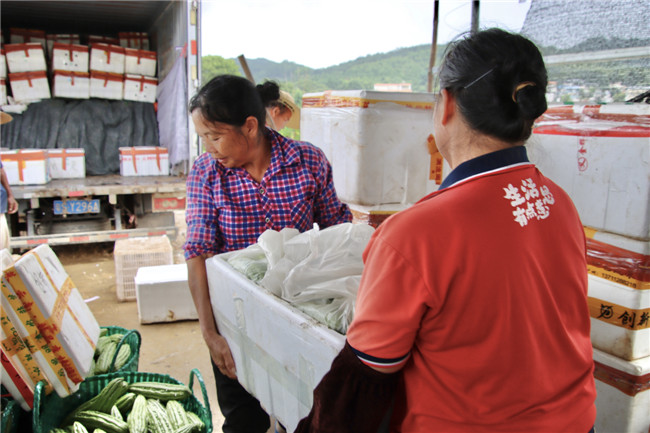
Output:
[{"xmin": 51, "ymin": 211, "xmax": 277, "ymax": 433}]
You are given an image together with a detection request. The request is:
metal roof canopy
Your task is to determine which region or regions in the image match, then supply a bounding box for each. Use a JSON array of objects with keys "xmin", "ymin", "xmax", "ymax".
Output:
[{"xmin": 0, "ymin": 0, "xmax": 169, "ymax": 35}]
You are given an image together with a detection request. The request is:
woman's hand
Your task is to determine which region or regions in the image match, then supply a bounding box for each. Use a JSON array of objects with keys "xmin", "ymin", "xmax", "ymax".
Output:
[{"xmin": 205, "ymin": 330, "xmax": 237, "ymax": 379}]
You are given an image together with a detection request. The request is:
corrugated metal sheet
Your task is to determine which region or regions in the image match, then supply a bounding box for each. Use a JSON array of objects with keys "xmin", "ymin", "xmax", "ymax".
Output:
[{"xmin": 1, "ymin": 1, "xmax": 170, "ymax": 35}]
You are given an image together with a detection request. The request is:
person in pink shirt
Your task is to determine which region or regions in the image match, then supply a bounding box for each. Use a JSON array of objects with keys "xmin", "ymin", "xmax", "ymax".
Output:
[{"xmin": 296, "ymin": 28, "xmax": 596, "ymax": 433}]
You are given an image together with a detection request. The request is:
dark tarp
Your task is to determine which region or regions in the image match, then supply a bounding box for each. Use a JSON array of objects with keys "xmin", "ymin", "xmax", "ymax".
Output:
[{"xmin": 0, "ymin": 99, "xmax": 159, "ymax": 175}]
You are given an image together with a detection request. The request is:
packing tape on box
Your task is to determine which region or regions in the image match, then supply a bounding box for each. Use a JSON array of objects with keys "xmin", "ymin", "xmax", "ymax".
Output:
[
  {"xmin": 218, "ymin": 309, "xmax": 315, "ymax": 408},
  {"xmin": 302, "ymin": 93, "xmax": 434, "ymax": 110},
  {"xmin": 3, "ymin": 150, "xmax": 46, "ymax": 183},
  {"xmin": 594, "ymin": 360, "xmax": 650, "ymax": 397},
  {"xmin": 1, "ymin": 348, "xmax": 34, "ymax": 408},
  {"xmin": 588, "ymin": 296, "xmax": 650, "ymax": 330},
  {"xmin": 1, "ymin": 314, "xmax": 52, "ymax": 394},
  {"xmin": 1, "ymin": 280, "xmax": 72, "ymax": 393},
  {"xmin": 122, "ymin": 147, "xmax": 166, "ymax": 173}
]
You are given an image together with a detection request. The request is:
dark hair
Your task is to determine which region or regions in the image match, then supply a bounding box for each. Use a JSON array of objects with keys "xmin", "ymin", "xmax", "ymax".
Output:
[
  {"xmin": 189, "ymin": 74, "xmax": 266, "ymax": 128},
  {"xmin": 438, "ymin": 28, "xmax": 548, "ymax": 143},
  {"xmin": 256, "ymin": 80, "xmax": 281, "ymax": 107}
]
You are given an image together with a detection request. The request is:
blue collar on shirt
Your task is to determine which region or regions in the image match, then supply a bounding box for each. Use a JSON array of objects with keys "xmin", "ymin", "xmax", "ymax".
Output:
[{"xmin": 438, "ymin": 146, "xmax": 530, "ymax": 190}]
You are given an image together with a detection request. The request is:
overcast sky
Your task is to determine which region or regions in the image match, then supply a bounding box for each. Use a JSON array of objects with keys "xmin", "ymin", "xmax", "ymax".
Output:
[{"xmin": 201, "ymin": 0, "xmax": 532, "ymax": 69}]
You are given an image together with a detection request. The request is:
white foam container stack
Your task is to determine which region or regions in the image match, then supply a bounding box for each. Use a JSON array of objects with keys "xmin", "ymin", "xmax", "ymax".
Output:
[
  {"xmin": 134, "ymin": 264, "xmax": 198, "ymax": 324},
  {"xmin": 206, "ymin": 252, "xmax": 345, "ymax": 432},
  {"xmin": 47, "ymin": 148, "xmax": 86, "ymax": 179},
  {"xmin": 53, "ymin": 71, "xmax": 90, "ymax": 99},
  {"xmin": 528, "ymin": 104, "xmax": 650, "ymax": 240},
  {"xmin": 1, "ymin": 149, "xmax": 49, "ymax": 185},
  {"xmin": 593, "ymin": 348, "xmax": 650, "ymax": 433},
  {"xmin": 301, "ymin": 90, "xmax": 446, "ymax": 206}
]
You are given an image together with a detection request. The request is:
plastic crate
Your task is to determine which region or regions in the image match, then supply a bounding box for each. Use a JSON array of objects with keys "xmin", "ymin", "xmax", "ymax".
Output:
[
  {"xmin": 32, "ymin": 369, "xmax": 212, "ymax": 433},
  {"xmin": 91, "ymin": 326, "xmax": 141, "ymax": 375},
  {"xmin": 113, "ymin": 236, "xmax": 172, "ymax": 301}
]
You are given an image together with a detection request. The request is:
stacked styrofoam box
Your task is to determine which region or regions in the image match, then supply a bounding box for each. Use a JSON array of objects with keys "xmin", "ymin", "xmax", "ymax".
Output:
[
  {"xmin": 89, "ymin": 43, "xmax": 125, "ymax": 100},
  {"xmin": 301, "ymin": 90, "xmax": 449, "ymax": 221},
  {"xmin": 9, "ymin": 28, "xmax": 46, "ymax": 47},
  {"xmin": 1, "ymin": 245, "xmax": 101, "ymax": 407},
  {"xmin": 529, "ymin": 104, "xmax": 650, "ymax": 433},
  {"xmin": 119, "ymin": 32, "xmax": 150, "ymax": 50},
  {"xmin": 46, "ymin": 34, "xmax": 81, "ymax": 58},
  {"xmin": 114, "ymin": 236, "xmax": 173, "ymax": 301},
  {"xmin": 123, "ymin": 46, "xmax": 157, "ymax": 103},
  {"xmin": 206, "ymin": 252, "xmax": 346, "ymax": 432},
  {"xmin": 5, "ymin": 42, "xmax": 50, "ymax": 101},
  {"xmin": 47, "ymin": 148, "xmax": 86, "ymax": 179},
  {"xmin": 52, "ymin": 42, "xmax": 90, "ymax": 99},
  {"xmin": 134, "ymin": 264, "xmax": 198, "ymax": 323},
  {"xmin": 119, "ymin": 147, "xmax": 169, "ymax": 176},
  {"xmin": 87, "ymin": 35, "xmax": 120, "ymax": 46},
  {"xmin": 0, "ymin": 149, "xmax": 49, "ymax": 185}
]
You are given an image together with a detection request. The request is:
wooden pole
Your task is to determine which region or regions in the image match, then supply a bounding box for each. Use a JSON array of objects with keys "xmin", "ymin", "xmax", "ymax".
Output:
[
  {"xmin": 237, "ymin": 54, "xmax": 255, "ymax": 83},
  {"xmin": 427, "ymin": 0, "xmax": 440, "ymax": 93},
  {"xmin": 471, "ymin": 0, "xmax": 480, "ymax": 34}
]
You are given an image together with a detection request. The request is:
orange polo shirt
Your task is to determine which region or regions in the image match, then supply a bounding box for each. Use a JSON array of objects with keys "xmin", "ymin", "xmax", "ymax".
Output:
[{"xmin": 347, "ymin": 147, "xmax": 596, "ymax": 432}]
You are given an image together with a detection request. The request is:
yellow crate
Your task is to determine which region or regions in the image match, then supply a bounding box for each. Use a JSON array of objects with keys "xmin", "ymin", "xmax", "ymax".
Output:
[{"xmin": 114, "ymin": 236, "xmax": 172, "ymax": 301}]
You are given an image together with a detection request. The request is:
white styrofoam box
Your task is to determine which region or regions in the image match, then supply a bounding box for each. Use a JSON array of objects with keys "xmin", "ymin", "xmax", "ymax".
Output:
[
  {"xmin": 1, "ymin": 249, "xmax": 13, "ymax": 271},
  {"xmin": 1, "ymin": 48, "xmax": 6, "ymax": 78},
  {"xmin": 123, "ymin": 74, "xmax": 157, "ymax": 103},
  {"xmin": 1, "ymin": 272, "xmax": 78, "ymax": 398},
  {"xmin": 89, "ymin": 71, "xmax": 124, "ymax": 100},
  {"xmin": 134, "ymin": 264, "xmax": 198, "ymax": 324},
  {"xmin": 87, "ymin": 35, "xmax": 120, "ymax": 46},
  {"xmin": 9, "ymin": 28, "xmax": 46, "ymax": 48},
  {"xmin": 206, "ymin": 253, "xmax": 346, "ymax": 432},
  {"xmin": 52, "ymin": 43, "xmax": 89, "ymax": 72},
  {"xmin": 8, "ymin": 70, "xmax": 51, "ymax": 102},
  {"xmin": 119, "ymin": 32, "xmax": 149, "ymax": 50},
  {"xmin": 529, "ymin": 104, "xmax": 650, "ymax": 240},
  {"xmin": 53, "ymin": 71, "xmax": 90, "ymax": 100},
  {"xmin": 1, "ymin": 357, "xmax": 34, "ymax": 411},
  {"xmin": 0, "ymin": 78, "xmax": 6, "ymax": 106},
  {"xmin": 1, "ymin": 149, "xmax": 50, "ymax": 185},
  {"xmin": 3, "ymin": 244, "xmax": 101, "ymax": 387},
  {"xmin": 119, "ymin": 147, "xmax": 169, "ymax": 176},
  {"xmin": 89, "ymin": 43, "xmax": 125, "ymax": 74},
  {"xmin": 46, "ymin": 34, "xmax": 81, "ymax": 57},
  {"xmin": 349, "ymin": 202, "xmax": 410, "ymax": 228},
  {"xmin": 114, "ymin": 236, "xmax": 173, "ymax": 301},
  {"xmin": 124, "ymin": 48, "xmax": 156, "ymax": 77},
  {"xmin": 4, "ymin": 42, "xmax": 47, "ymax": 73},
  {"xmin": 47, "ymin": 148, "xmax": 86, "ymax": 179},
  {"xmin": 593, "ymin": 348, "xmax": 650, "ymax": 433},
  {"xmin": 301, "ymin": 90, "xmax": 443, "ymax": 206},
  {"xmin": 588, "ymin": 274, "xmax": 650, "ymax": 361}
]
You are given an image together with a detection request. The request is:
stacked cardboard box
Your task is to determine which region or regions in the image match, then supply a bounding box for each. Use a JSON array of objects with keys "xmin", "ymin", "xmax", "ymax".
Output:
[
  {"xmin": 529, "ymin": 103, "xmax": 650, "ymax": 433},
  {"xmin": 0, "ymin": 245, "xmax": 101, "ymax": 409}
]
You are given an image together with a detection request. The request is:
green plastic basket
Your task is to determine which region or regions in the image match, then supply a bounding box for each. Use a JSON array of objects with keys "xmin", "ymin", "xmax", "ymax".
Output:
[
  {"xmin": 97, "ymin": 326, "xmax": 142, "ymax": 374},
  {"xmin": 32, "ymin": 369, "xmax": 212, "ymax": 433},
  {"xmin": 1, "ymin": 386, "xmax": 31, "ymax": 433}
]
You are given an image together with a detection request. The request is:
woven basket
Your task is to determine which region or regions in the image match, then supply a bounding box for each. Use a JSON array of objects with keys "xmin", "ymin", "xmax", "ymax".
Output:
[
  {"xmin": 32, "ymin": 369, "xmax": 212, "ymax": 433},
  {"xmin": 97, "ymin": 326, "xmax": 141, "ymax": 374}
]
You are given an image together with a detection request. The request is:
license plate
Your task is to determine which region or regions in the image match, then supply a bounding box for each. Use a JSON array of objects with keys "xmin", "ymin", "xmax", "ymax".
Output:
[{"xmin": 53, "ymin": 199, "xmax": 100, "ymax": 215}]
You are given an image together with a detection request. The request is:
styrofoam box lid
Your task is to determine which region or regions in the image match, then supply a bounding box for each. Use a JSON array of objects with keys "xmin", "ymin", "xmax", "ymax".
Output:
[
  {"xmin": 594, "ymin": 346, "xmax": 650, "ymax": 375},
  {"xmin": 586, "ymin": 227, "xmax": 650, "ymax": 256},
  {"xmin": 302, "ymin": 89, "xmax": 435, "ymax": 106},
  {"xmin": 134, "ymin": 264, "xmax": 187, "ymax": 284},
  {"xmin": 588, "ymin": 274, "xmax": 649, "ymax": 309},
  {"xmin": 47, "ymin": 148, "xmax": 85, "ymax": 155},
  {"xmin": 1, "ymin": 248, "xmax": 14, "ymax": 271}
]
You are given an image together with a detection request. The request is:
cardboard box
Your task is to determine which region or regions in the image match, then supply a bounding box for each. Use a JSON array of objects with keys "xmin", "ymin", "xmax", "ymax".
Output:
[
  {"xmin": 588, "ymin": 274, "xmax": 650, "ymax": 361},
  {"xmin": 8, "ymin": 70, "xmax": 51, "ymax": 102},
  {"xmin": 52, "ymin": 43, "xmax": 89, "ymax": 73},
  {"xmin": 134, "ymin": 264, "xmax": 198, "ymax": 323},
  {"xmin": 47, "ymin": 148, "xmax": 86, "ymax": 179},
  {"xmin": 9, "ymin": 28, "xmax": 46, "ymax": 48},
  {"xmin": 206, "ymin": 253, "xmax": 346, "ymax": 432},
  {"xmin": 3, "ymin": 245, "xmax": 100, "ymax": 387},
  {"xmin": 119, "ymin": 147, "xmax": 169, "ymax": 176},
  {"xmin": 53, "ymin": 71, "xmax": 90, "ymax": 100},
  {"xmin": 119, "ymin": 32, "xmax": 149, "ymax": 50},
  {"xmin": 89, "ymin": 43, "xmax": 125, "ymax": 74},
  {"xmin": 124, "ymin": 48, "xmax": 156, "ymax": 77},
  {"xmin": 593, "ymin": 348, "xmax": 650, "ymax": 433},
  {"xmin": 46, "ymin": 34, "xmax": 81, "ymax": 58},
  {"xmin": 1, "ymin": 149, "xmax": 49, "ymax": 185},
  {"xmin": 114, "ymin": 236, "xmax": 173, "ymax": 301},
  {"xmin": 301, "ymin": 90, "xmax": 445, "ymax": 206},
  {"xmin": 4, "ymin": 42, "xmax": 47, "ymax": 73},
  {"xmin": 123, "ymin": 74, "xmax": 157, "ymax": 103},
  {"xmin": 1, "ymin": 267, "xmax": 78, "ymax": 397},
  {"xmin": 89, "ymin": 71, "xmax": 123, "ymax": 100},
  {"xmin": 529, "ymin": 104, "xmax": 650, "ymax": 240}
]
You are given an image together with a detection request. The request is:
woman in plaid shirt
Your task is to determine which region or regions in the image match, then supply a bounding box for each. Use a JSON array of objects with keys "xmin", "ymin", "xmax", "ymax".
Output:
[{"xmin": 184, "ymin": 74, "xmax": 351, "ymax": 433}]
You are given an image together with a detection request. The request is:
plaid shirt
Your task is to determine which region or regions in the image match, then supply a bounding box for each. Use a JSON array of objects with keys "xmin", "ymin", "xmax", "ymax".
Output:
[{"xmin": 184, "ymin": 128, "xmax": 352, "ymax": 260}]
